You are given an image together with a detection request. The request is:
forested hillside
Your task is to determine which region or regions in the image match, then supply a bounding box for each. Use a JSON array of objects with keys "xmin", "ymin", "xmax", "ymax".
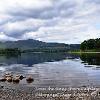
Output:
[{"xmin": 0, "ymin": 39, "xmax": 80, "ymax": 51}]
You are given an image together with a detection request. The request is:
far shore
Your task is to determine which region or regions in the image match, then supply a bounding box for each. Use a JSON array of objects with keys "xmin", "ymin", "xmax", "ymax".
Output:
[
  {"xmin": 68, "ymin": 50, "xmax": 100, "ymax": 54},
  {"xmin": 70, "ymin": 52, "xmax": 100, "ymax": 54}
]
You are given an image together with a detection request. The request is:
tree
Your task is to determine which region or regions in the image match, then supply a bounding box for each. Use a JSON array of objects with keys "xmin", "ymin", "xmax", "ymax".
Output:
[{"xmin": 80, "ymin": 38, "xmax": 100, "ymax": 50}]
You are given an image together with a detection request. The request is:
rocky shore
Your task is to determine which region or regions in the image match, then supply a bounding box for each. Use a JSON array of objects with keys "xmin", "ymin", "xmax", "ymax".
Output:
[
  {"xmin": 0, "ymin": 73, "xmax": 34, "ymax": 84},
  {"xmin": 0, "ymin": 85, "xmax": 100, "ymax": 100},
  {"xmin": 0, "ymin": 73, "xmax": 100, "ymax": 100}
]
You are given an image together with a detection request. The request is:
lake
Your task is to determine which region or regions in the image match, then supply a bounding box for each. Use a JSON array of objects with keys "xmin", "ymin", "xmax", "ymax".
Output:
[{"xmin": 0, "ymin": 52, "xmax": 100, "ymax": 87}]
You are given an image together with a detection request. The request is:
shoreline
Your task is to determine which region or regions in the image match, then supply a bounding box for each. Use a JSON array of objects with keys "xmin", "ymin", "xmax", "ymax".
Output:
[
  {"xmin": 69, "ymin": 51, "xmax": 100, "ymax": 54},
  {"xmin": 0, "ymin": 84, "xmax": 100, "ymax": 100}
]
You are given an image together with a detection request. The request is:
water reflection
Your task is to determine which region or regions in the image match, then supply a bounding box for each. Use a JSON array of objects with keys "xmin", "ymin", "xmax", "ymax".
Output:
[
  {"xmin": 0, "ymin": 53, "xmax": 78, "ymax": 66},
  {"xmin": 0, "ymin": 53, "xmax": 100, "ymax": 67},
  {"xmin": 80, "ymin": 53, "xmax": 100, "ymax": 66},
  {"xmin": 0, "ymin": 53, "xmax": 100, "ymax": 86}
]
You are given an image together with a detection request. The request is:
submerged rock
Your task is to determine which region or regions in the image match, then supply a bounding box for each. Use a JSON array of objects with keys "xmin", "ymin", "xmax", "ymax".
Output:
[
  {"xmin": 6, "ymin": 77, "xmax": 12, "ymax": 82},
  {"xmin": 16, "ymin": 75, "xmax": 25, "ymax": 80},
  {"xmin": 4, "ymin": 73, "xmax": 13, "ymax": 79},
  {"xmin": 13, "ymin": 78, "xmax": 20, "ymax": 83},
  {"xmin": 0, "ymin": 78, "xmax": 6, "ymax": 82},
  {"xmin": 26, "ymin": 76, "xmax": 34, "ymax": 83},
  {"xmin": 0, "ymin": 73, "xmax": 34, "ymax": 84},
  {"xmin": 19, "ymin": 75, "xmax": 26, "ymax": 80}
]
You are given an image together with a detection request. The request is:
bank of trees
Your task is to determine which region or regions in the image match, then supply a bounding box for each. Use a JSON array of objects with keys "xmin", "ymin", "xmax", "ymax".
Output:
[
  {"xmin": 0, "ymin": 48, "xmax": 21, "ymax": 55},
  {"xmin": 80, "ymin": 38, "xmax": 100, "ymax": 50}
]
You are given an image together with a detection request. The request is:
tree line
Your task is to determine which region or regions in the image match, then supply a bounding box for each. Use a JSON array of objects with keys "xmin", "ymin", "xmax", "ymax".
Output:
[
  {"xmin": 80, "ymin": 38, "xmax": 100, "ymax": 50},
  {"xmin": 0, "ymin": 48, "xmax": 21, "ymax": 55}
]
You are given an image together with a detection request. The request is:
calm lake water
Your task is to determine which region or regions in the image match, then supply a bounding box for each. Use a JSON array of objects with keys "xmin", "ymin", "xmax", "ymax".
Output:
[{"xmin": 0, "ymin": 52, "xmax": 100, "ymax": 87}]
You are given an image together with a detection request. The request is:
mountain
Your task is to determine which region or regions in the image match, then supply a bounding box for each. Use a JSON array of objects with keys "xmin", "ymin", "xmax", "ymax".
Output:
[{"xmin": 0, "ymin": 39, "xmax": 80, "ymax": 50}]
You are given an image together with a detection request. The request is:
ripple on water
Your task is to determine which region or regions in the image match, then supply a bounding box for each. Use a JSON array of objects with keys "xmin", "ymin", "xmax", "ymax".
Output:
[
  {"xmin": 0, "ymin": 67, "xmax": 6, "ymax": 72},
  {"xmin": 84, "ymin": 65, "xmax": 94, "ymax": 68}
]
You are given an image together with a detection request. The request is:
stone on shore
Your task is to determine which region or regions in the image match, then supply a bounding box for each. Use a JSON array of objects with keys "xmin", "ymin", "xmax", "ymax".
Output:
[{"xmin": 26, "ymin": 76, "xmax": 34, "ymax": 83}]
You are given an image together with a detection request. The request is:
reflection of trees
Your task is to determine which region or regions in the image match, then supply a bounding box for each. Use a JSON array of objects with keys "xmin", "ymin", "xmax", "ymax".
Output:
[
  {"xmin": 0, "ymin": 53, "xmax": 69, "ymax": 66},
  {"xmin": 5, "ymin": 53, "xmax": 21, "ymax": 59},
  {"xmin": 0, "ymin": 48, "xmax": 21, "ymax": 58},
  {"xmin": 0, "ymin": 48, "xmax": 21, "ymax": 54},
  {"xmin": 80, "ymin": 54, "xmax": 100, "ymax": 65}
]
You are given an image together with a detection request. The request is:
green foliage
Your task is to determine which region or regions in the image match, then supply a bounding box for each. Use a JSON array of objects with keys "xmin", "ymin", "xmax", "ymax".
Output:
[
  {"xmin": 80, "ymin": 38, "xmax": 100, "ymax": 50},
  {"xmin": 0, "ymin": 48, "xmax": 21, "ymax": 55},
  {"xmin": 0, "ymin": 39, "xmax": 80, "ymax": 50},
  {"xmin": 0, "ymin": 40, "xmax": 81, "ymax": 54}
]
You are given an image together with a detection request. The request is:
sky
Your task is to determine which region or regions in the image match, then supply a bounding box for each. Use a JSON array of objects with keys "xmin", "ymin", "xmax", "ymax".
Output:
[{"xmin": 0, "ymin": 0, "xmax": 100, "ymax": 44}]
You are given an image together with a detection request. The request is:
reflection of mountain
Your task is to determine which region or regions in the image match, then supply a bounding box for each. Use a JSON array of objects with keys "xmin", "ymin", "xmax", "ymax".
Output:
[
  {"xmin": 0, "ymin": 53, "xmax": 78, "ymax": 66},
  {"xmin": 80, "ymin": 53, "xmax": 100, "ymax": 65}
]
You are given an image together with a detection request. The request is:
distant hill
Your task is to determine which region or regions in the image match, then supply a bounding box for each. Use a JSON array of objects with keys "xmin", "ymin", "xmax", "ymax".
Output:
[{"xmin": 0, "ymin": 39, "xmax": 80, "ymax": 51}]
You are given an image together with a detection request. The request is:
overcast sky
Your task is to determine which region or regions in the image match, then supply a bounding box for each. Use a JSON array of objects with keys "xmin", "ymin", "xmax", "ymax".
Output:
[{"xmin": 0, "ymin": 0, "xmax": 100, "ymax": 44}]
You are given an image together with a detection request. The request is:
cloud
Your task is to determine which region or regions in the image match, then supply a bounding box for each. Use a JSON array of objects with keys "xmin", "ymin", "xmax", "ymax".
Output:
[
  {"xmin": 3, "ymin": 0, "xmax": 76, "ymax": 20},
  {"xmin": 0, "ymin": 0, "xmax": 100, "ymax": 43},
  {"xmin": 86, "ymin": 0, "xmax": 100, "ymax": 4},
  {"xmin": 0, "ymin": 18, "xmax": 46, "ymax": 38},
  {"xmin": 0, "ymin": 32, "xmax": 16, "ymax": 41}
]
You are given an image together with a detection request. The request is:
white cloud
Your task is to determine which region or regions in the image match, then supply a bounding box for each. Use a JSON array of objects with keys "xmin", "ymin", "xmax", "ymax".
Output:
[
  {"xmin": 0, "ymin": 0, "xmax": 100, "ymax": 43},
  {"xmin": 0, "ymin": 0, "xmax": 52, "ymax": 12},
  {"xmin": 0, "ymin": 32, "xmax": 16, "ymax": 41}
]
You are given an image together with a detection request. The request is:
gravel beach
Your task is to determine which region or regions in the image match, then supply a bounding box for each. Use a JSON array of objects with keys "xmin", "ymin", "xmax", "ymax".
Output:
[{"xmin": 0, "ymin": 85, "xmax": 100, "ymax": 100}]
